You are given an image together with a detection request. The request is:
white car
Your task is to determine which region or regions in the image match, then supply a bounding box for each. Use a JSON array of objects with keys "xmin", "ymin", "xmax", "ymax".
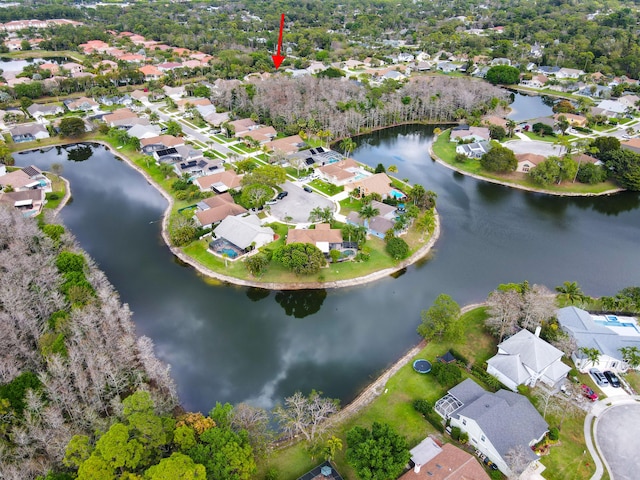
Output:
[{"xmin": 265, "ymin": 199, "xmax": 277, "ymax": 205}]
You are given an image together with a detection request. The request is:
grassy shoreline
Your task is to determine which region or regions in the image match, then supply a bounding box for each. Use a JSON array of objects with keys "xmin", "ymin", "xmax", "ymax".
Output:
[
  {"xmin": 9, "ymin": 134, "xmax": 440, "ymax": 289},
  {"xmin": 431, "ymin": 130, "xmax": 621, "ymax": 196}
]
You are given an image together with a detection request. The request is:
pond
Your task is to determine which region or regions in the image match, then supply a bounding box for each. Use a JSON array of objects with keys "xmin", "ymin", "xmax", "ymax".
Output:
[
  {"xmin": 506, "ymin": 90, "xmax": 555, "ymax": 122},
  {"xmin": 14, "ymin": 135, "xmax": 640, "ymax": 412}
]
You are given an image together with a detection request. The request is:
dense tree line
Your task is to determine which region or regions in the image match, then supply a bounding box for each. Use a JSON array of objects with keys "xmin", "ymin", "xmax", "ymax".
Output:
[
  {"xmin": 216, "ymin": 76, "xmax": 506, "ymax": 139},
  {"xmin": 0, "ymin": 208, "xmax": 177, "ymax": 479}
]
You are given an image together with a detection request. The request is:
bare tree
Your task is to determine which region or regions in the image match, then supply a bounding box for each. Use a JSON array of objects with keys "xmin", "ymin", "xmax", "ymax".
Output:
[
  {"xmin": 231, "ymin": 403, "xmax": 273, "ymax": 457},
  {"xmin": 273, "ymin": 391, "xmax": 340, "ymax": 443},
  {"xmin": 551, "ymin": 333, "xmax": 577, "ymax": 356},
  {"xmin": 485, "ymin": 289, "xmax": 522, "ymax": 341},
  {"xmin": 520, "ymin": 284, "xmax": 556, "ymax": 332}
]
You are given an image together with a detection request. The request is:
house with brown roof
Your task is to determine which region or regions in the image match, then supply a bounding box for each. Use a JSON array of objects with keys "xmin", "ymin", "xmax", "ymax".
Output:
[
  {"xmin": 238, "ymin": 126, "xmax": 277, "ymax": 144},
  {"xmin": 0, "ymin": 189, "xmax": 46, "ymax": 216},
  {"xmin": 139, "ymin": 65, "xmax": 162, "ymax": 81},
  {"xmin": 553, "ymin": 113, "xmax": 587, "ymax": 127},
  {"xmin": 176, "ymin": 97, "xmax": 212, "ymax": 111},
  {"xmin": 572, "ymin": 153, "xmax": 602, "ymax": 166},
  {"xmin": 286, "ymin": 224, "xmax": 343, "ymax": 253},
  {"xmin": 619, "ymin": 95, "xmax": 640, "ymax": 110},
  {"xmin": 265, "ymin": 135, "xmax": 305, "ymax": 155},
  {"xmin": 39, "ymin": 62, "xmax": 60, "ymax": 75},
  {"xmin": 65, "ymin": 96, "xmax": 99, "ymax": 112},
  {"xmin": 482, "ymin": 115, "xmax": 509, "ymax": 129},
  {"xmin": 450, "ymin": 126, "xmax": 491, "ymax": 143},
  {"xmin": 515, "ymin": 153, "xmax": 545, "ymax": 173},
  {"xmin": 345, "ymin": 172, "xmax": 396, "ymax": 199},
  {"xmin": 227, "ymin": 118, "xmax": 258, "ymax": 136},
  {"xmin": 119, "ymin": 54, "xmax": 146, "ymax": 63},
  {"xmin": 317, "ymin": 158, "xmax": 362, "ymax": 186},
  {"xmin": 399, "ymin": 437, "xmax": 489, "ymax": 480},
  {"xmin": 141, "ymin": 135, "xmax": 185, "ymax": 154},
  {"xmin": 103, "ymin": 108, "xmax": 138, "ymax": 127},
  {"xmin": 194, "ymin": 193, "xmax": 247, "ymax": 228},
  {"xmin": 621, "ymin": 138, "xmax": 640, "ymax": 154},
  {"xmin": 194, "ymin": 170, "xmax": 243, "ymax": 193},
  {"xmin": 0, "ymin": 165, "xmax": 51, "ymax": 192}
]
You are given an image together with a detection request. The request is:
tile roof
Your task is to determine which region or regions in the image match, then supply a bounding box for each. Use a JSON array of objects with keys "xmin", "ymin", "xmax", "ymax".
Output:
[{"xmin": 287, "ymin": 224, "xmax": 343, "ymax": 245}]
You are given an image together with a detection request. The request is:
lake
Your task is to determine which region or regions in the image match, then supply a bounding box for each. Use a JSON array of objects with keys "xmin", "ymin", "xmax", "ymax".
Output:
[
  {"xmin": 506, "ymin": 90, "xmax": 555, "ymax": 121},
  {"xmin": 14, "ymin": 132, "xmax": 640, "ymax": 413}
]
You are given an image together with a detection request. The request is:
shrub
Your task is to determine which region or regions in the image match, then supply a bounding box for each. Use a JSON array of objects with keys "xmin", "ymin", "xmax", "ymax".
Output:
[
  {"xmin": 548, "ymin": 427, "xmax": 560, "ymax": 441},
  {"xmin": 0, "ymin": 371, "xmax": 42, "ymax": 416},
  {"xmin": 330, "ymin": 249, "xmax": 341, "ymax": 263},
  {"xmin": 46, "ymin": 192, "xmax": 60, "ymax": 201},
  {"xmin": 55, "ymin": 251, "xmax": 85, "ymax": 273},
  {"xmin": 459, "ymin": 431, "xmax": 469, "ymax": 444},
  {"xmin": 455, "ymin": 152, "xmax": 469, "ymax": 163},
  {"xmin": 42, "ymin": 224, "xmax": 65, "ymax": 243},
  {"xmin": 431, "ymin": 362, "xmax": 462, "ymax": 387},
  {"xmin": 265, "ymin": 467, "xmax": 279, "ymax": 480},
  {"xmin": 450, "ymin": 426, "xmax": 461, "ymax": 441},
  {"xmin": 385, "ymin": 237, "xmax": 409, "ymax": 260},
  {"xmin": 412, "ymin": 399, "xmax": 433, "ymax": 416}
]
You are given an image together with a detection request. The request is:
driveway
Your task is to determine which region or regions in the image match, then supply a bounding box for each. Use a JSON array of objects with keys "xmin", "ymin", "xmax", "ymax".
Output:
[
  {"xmin": 595, "ymin": 403, "xmax": 640, "ymax": 480},
  {"xmin": 504, "ymin": 139, "xmax": 565, "ymax": 157},
  {"xmin": 268, "ymin": 181, "xmax": 335, "ymax": 223}
]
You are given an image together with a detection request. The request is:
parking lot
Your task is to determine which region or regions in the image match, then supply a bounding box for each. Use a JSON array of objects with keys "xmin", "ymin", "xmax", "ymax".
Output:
[{"xmin": 268, "ymin": 181, "xmax": 335, "ymax": 223}]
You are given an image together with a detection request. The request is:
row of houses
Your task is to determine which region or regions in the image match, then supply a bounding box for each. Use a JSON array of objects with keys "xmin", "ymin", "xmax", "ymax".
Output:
[{"xmin": 0, "ymin": 164, "xmax": 52, "ymax": 216}]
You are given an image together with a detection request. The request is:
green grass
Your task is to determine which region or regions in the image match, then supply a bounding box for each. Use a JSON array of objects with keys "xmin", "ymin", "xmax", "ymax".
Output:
[
  {"xmin": 338, "ymin": 197, "xmax": 363, "ymax": 215},
  {"xmin": 214, "ymin": 134, "xmax": 235, "ymax": 143},
  {"xmin": 256, "ymin": 153, "xmax": 270, "ymax": 162},
  {"xmin": 522, "ymin": 131, "xmax": 558, "ymax": 142},
  {"xmin": 234, "ymin": 143, "xmax": 258, "ymax": 154},
  {"xmin": 261, "ymin": 307, "xmax": 496, "ymax": 478},
  {"xmin": 308, "ymin": 179, "xmax": 344, "ymax": 196},
  {"xmin": 432, "ymin": 130, "xmax": 618, "ymax": 194},
  {"xmin": 623, "ymin": 371, "xmax": 640, "ymax": 394},
  {"xmin": 228, "ymin": 145, "xmax": 247, "ymax": 155}
]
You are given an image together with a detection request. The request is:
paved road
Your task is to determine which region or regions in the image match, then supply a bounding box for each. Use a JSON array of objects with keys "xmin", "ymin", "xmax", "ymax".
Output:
[
  {"xmin": 595, "ymin": 403, "xmax": 640, "ymax": 480},
  {"xmin": 268, "ymin": 181, "xmax": 335, "ymax": 224}
]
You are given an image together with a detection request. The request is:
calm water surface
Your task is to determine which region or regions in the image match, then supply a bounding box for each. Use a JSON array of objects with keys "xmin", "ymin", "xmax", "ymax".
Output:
[
  {"xmin": 15, "ymin": 130, "xmax": 640, "ymax": 412},
  {"xmin": 506, "ymin": 90, "xmax": 555, "ymax": 121}
]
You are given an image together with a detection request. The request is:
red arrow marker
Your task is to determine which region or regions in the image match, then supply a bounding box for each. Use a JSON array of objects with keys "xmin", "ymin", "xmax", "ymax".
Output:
[{"xmin": 272, "ymin": 13, "xmax": 285, "ymax": 70}]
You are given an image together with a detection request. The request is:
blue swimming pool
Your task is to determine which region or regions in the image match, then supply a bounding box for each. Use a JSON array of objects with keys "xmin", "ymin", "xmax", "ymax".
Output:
[
  {"xmin": 594, "ymin": 318, "xmax": 640, "ymax": 333},
  {"xmin": 220, "ymin": 248, "xmax": 238, "ymax": 258},
  {"xmin": 390, "ymin": 189, "xmax": 405, "ymax": 199},
  {"xmin": 354, "ymin": 173, "xmax": 368, "ymax": 181}
]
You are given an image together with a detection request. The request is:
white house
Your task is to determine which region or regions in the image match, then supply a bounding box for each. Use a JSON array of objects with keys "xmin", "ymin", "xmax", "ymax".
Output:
[
  {"xmin": 435, "ymin": 378, "xmax": 548, "ymax": 477},
  {"xmin": 595, "ymin": 99, "xmax": 627, "ymax": 117},
  {"xmin": 556, "ymin": 68, "xmax": 584, "ymax": 79},
  {"xmin": 557, "ymin": 306, "xmax": 640, "ymax": 373},
  {"xmin": 212, "ymin": 215, "xmax": 274, "ymax": 251},
  {"xmin": 456, "ymin": 141, "xmax": 489, "ymax": 158},
  {"xmin": 487, "ymin": 328, "xmax": 571, "ymax": 391}
]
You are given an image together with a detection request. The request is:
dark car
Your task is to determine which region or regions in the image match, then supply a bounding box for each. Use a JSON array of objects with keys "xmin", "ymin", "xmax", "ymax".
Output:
[
  {"xmin": 603, "ymin": 371, "xmax": 621, "ymax": 388},
  {"xmin": 483, "ymin": 457, "xmax": 499, "ymax": 470},
  {"xmin": 303, "ymin": 185, "xmax": 313, "ymax": 193},
  {"xmin": 581, "ymin": 384, "xmax": 599, "ymax": 401},
  {"xmin": 276, "ymin": 191, "xmax": 288, "ymax": 200}
]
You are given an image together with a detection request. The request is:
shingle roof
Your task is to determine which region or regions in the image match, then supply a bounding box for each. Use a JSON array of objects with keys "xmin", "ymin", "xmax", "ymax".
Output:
[
  {"xmin": 498, "ymin": 329, "xmax": 563, "ymax": 372},
  {"xmin": 487, "ymin": 354, "xmax": 530, "ymax": 385},
  {"xmin": 213, "ymin": 215, "xmax": 274, "ymax": 249}
]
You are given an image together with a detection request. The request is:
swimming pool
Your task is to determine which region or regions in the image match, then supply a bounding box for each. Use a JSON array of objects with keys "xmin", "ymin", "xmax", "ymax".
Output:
[
  {"xmin": 594, "ymin": 318, "xmax": 640, "ymax": 333},
  {"xmin": 354, "ymin": 173, "xmax": 368, "ymax": 181},
  {"xmin": 220, "ymin": 248, "xmax": 238, "ymax": 258},
  {"xmin": 390, "ymin": 189, "xmax": 405, "ymax": 199}
]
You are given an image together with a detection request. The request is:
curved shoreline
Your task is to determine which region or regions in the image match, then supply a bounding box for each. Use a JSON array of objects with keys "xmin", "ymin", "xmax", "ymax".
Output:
[
  {"xmin": 428, "ymin": 141, "xmax": 624, "ymax": 197},
  {"xmin": 18, "ymin": 139, "xmax": 442, "ymax": 291}
]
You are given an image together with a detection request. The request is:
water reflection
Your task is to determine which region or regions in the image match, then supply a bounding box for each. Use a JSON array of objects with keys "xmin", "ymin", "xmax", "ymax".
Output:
[
  {"xmin": 246, "ymin": 287, "xmax": 271, "ymax": 302},
  {"xmin": 475, "ymin": 181, "xmax": 513, "ymax": 204},
  {"xmin": 66, "ymin": 144, "xmax": 94, "ymax": 162},
  {"xmin": 575, "ymin": 192, "xmax": 640, "ymax": 216},
  {"xmin": 274, "ymin": 289, "xmax": 327, "ymax": 318}
]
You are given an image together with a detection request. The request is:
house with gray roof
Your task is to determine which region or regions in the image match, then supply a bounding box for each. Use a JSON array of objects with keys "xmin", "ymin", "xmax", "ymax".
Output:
[
  {"xmin": 212, "ymin": 214, "xmax": 274, "ymax": 252},
  {"xmin": 557, "ymin": 306, "xmax": 640, "ymax": 373},
  {"xmin": 487, "ymin": 328, "xmax": 571, "ymax": 391},
  {"xmin": 27, "ymin": 103, "xmax": 64, "ymax": 119},
  {"xmin": 10, "ymin": 123, "xmax": 49, "ymax": 142},
  {"xmin": 455, "ymin": 141, "xmax": 490, "ymax": 159},
  {"xmin": 435, "ymin": 378, "xmax": 548, "ymax": 477}
]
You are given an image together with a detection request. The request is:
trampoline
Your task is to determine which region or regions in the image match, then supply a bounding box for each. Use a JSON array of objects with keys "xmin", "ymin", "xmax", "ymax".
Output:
[{"xmin": 413, "ymin": 359, "xmax": 432, "ymax": 374}]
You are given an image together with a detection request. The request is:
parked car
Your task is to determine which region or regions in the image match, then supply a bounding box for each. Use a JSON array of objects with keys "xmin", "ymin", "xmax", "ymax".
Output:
[
  {"xmin": 589, "ymin": 368, "xmax": 609, "ymax": 387},
  {"xmin": 276, "ymin": 191, "xmax": 288, "ymax": 200},
  {"xmin": 265, "ymin": 199, "xmax": 277, "ymax": 205},
  {"xmin": 303, "ymin": 185, "xmax": 313, "ymax": 193},
  {"xmin": 603, "ymin": 371, "xmax": 621, "ymax": 388},
  {"xmin": 483, "ymin": 457, "xmax": 499, "ymax": 470},
  {"xmin": 581, "ymin": 384, "xmax": 599, "ymax": 401}
]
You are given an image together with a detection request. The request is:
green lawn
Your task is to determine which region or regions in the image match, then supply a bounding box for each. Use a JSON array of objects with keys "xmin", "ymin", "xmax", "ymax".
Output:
[
  {"xmin": 214, "ymin": 134, "xmax": 235, "ymax": 143},
  {"xmin": 522, "ymin": 131, "xmax": 558, "ymax": 143},
  {"xmin": 43, "ymin": 173, "xmax": 66, "ymax": 210},
  {"xmin": 338, "ymin": 197, "xmax": 363, "ymax": 215},
  {"xmin": 228, "ymin": 145, "xmax": 247, "ymax": 155},
  {"xmin": 261, "ymin": 307, "xmax": 497, "ymax": 479},
  {"xmin": 309, "ymin": 179, "xmax": 344, "ymax": 196},
  {"xmin": 432, "ymin": 130, "xmax": 618, "ymax": 194}
]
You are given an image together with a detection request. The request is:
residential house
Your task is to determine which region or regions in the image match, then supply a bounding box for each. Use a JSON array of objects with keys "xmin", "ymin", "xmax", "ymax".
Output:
[
  {"xmin": 39, "ymin": 62, "xmax": 60, "ymax": 75},
  {"xmin": 103, "ymin": 108, "xmax": 138, "ymax": 127},
  {"xmin": 382, "ymin": 70, "xmax": 406, "ymax": 81},
  {"xmin": 557, "ymin": 306, "xmax": 640, "ymax": 373},
  {"xmin": 162, "ymin": 85, "xmax": 186, "ymax": 100},
  {"xmin": 345, "ymin": 200, "xmax": 397, "ymax": 239},
  {"xmin": 119, "ymin": 54, "xmax": 146, "ymax": 64},
  {"xmin": 595, "ymin": 99, "xmax": 627, "ymax": 117},
  {"xmin": 238, "ymin": 126, "xmax": 277, "ymax": 144},
  {"xmin": 64, "ymin": 97, "xmax": 99, "ymax": 112},
  {"xmin": 456, "ymin": 141, "xmax": 490, "ymax": 159},
  {"xmin": 490, "ymin": 57, "xmax": 511, "ymax": 66},
  {"xmin": 194, "ymin": 170, "xmax": 243, "ymax": 193},
  {"xmin": 572, "ymin": 153, "xmax": 602, "ymax": 166},
  {"xmin": 194, "ymin": 193, "xmax": 247, "ymax": 228},
  {"xmin": 62, "ymin": 62, "xmax": 83, "ymax": 75},
  {"xmin": 399, "ymin": 436, "xmax": 489, "ymax": 480},
  {"xmin": 317, "ymin": 158, "xmax": 362, "ymax": 186},
  {"xmin": 553, "ymin": 113, "xmax": 587, "ymax": 127},
  {"xmin": 174, "ymin": 158, "xmax": 222, "ymax": 179},
  {"xmin": 295, "ymin": 462, "xmax": 343, "ymax": 480},
  {"xmin": 436, "ymin": 62, "xmax": 459, "ymax": 73},
  {"xmin": 0, "ymin": 189, "xmax": 46, "ymax": 216},
  {"xmin": 200, "ymin": 109, "xmax": 229, "ymax": 127},
  {"xmin": 450, "ymin": 125, "xmax": 491, "ymax": 143},
  {"xmin": 286, "ymin": 224, "xmax": 343, "ymax": 254},
  {"xmin": 556, "ymin": 68, "xmax": 584, "ymax": 79},
  {"xmin": 157, "ymin": 62, "xmax": 182, "ymax": 72},
  {"xmin": 126, "ymin": 123, "xmax": 161, "ymax": 140},
  {"xmin": 346, "ymin": 173, "xmax": 396, "ymax": 200},
  {"xmin": 434, "ymin": 378, "xmax": 548, "ymax": 476},
  {"xmin": 139, "ymin": 65, "xmax": 162, "ymax": 81},
  {"xmin": 482, "ymin": 116, "xmax": 509, "ymax": 130},
  {"xmin": 10, "ymin": 123, "xmax": 49, "ymax": 142},
  {"xmin": 618, "ymin": 95, "xmax": 640, "ymax": 110},
  {"xmin": 0, "ymin": 165, "xmax": 51, "ymax": 192},
  {"xmin": 621, "ymin": 138, "xmax": 640, "ymax": 154},
  {"xmin": 176, "ymin": 97, "xmax": 212, "ymax": 112},
  {"xmin": 98, "ymin": 94, "xmax": 132, "ymax": 107},
  {"xmin": 227, "ymin": 118, "xmax": 258, "ymax": 136},
  {"xmin": 140, "ymin": 135, "xmax": 185, "ymax": 154},
  {"xmin": 265, "ymin": 135, "xmax": 305, "ymax": 155},
  {"xmin": 27, "ymin": 103, "xmax": 64, "ymax": 120},
  {"xmin": 212, "ymin": 215, "xmax": 274, "ymax": 252},
  {"xmin": 536, "ymin": 66, "xmax": 560, "ymax": 76},
  {"xmin": 515, "ymin": 153, "xmax": 545, "ymax": 173},
  {"xmin": 521, "ymin": 74, "xmax": 548, "ymax": 89},
  {"xmin": 130, "ymin": 90, "xmax": 149, "ymax": 102},
  {"xmin": 486, "ymin": 328, "xmax": 571, "ymax": 391},
  {"xmin": 153, "ymin": 147, "xmax": 182, "ymax": 164}
]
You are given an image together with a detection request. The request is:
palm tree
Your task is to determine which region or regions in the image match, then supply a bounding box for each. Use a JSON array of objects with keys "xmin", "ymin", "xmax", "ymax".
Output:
[
  {"xmin": 358, "ymin": 204, "xmax": 379, "ymax": 227},
  {"xmin": 506, "ymin": 119, "xmax": 517, "ymax": 138},
  {"xmin": 555, "ymin": 281, "xmax": 587, "ymax": 305},
  {"xmin": 340, "ymin": 138, "xmax": 356, "ymax": 158},
  {"xmin": 578, "ymin": 347, "xmax": 601, "ymax": 369}
]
